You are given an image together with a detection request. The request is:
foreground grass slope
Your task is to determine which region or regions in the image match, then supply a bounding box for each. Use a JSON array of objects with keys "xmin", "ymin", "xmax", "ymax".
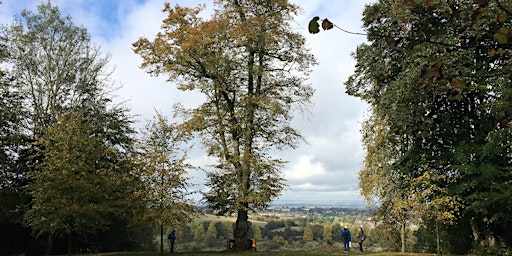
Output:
[{"xmin": 81, "ymin": 251, "xmax": 440, "ymax": 256}]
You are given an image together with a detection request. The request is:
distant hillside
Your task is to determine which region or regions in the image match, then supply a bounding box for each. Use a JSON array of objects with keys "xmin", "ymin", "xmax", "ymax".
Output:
[
  {"xmin": 197, "ymin": 214, "xmax": 268, "ymax": 228},
  {"xmin": 271, "ymin": 199, "xmax": 367, "ymax": 209}
]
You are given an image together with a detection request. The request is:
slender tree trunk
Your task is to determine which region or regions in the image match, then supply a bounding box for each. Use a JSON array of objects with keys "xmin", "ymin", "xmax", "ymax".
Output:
[
  {"xmin": 470, "ymin": 218, "xmax": 482, "ymax": 246},
  {"xmin": 160, "ymin": 222, "xmax": 164, "ymax": 254},
  {"xmin": 67, "ymin": 233, "xmax": 72, "ymax": 255},
  {"xmin": 401, "ymin": 220, "xmax": 406, "ymax": 254},
  {"xmin": 46, "ymin": 233, "xmax": 54, "ymax": 255},
  {"xmin": 435, "ymin": 220, "xmax": 442, "ymax": 255}
]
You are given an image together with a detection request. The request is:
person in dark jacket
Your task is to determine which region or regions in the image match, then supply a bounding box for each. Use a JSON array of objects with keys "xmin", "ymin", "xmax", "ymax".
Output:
[
  {"xmin": 168, "ymin": 230, "xmax": 176, "ymax": 253},
  {"xmin": 357, "ymin": 225, "xmax": 366, "ymax": 253},
  {"xmin": 341, "ymin": 226, "xmax": 351, "ymax": 253}
]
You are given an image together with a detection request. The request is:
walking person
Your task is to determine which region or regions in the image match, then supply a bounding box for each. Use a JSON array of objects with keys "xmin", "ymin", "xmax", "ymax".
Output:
[
  {"xmin": 341, "ymin": 226, "xmax": 351, "ymax": 253},
  {"xmin": 168, "ymin": 229, "xmax": 176, "ymax": 253},
  {"xmin": 357, "ymin": 225, "xmax": 366, "ymax": 253}
]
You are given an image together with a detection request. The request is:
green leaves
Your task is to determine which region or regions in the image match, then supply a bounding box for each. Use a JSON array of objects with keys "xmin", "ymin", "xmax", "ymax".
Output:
[
  {"xmin": 4, "ymin": 1, "xmax": 110, "ymax": 136},
  {"xmin": 3, "ymin": 3, "xmax": 139, "ymax": 250},
  {"xmin": 347, "ymin": 0, "xmax": 512, "ymax": 250},
  {"xmin": 308, "ymin": 16, "xmax": 320, "ymax": 34},
  {"xmin": 134, "ymin": 111, "xmax": 195, "ymax": 226},
  {"xmin": 494, "ymin": 27, "xmax": 511, "ymax": 44},
  {"xmin": 26, "ymin": 111, "xmax": 121, "ymax": 237}
]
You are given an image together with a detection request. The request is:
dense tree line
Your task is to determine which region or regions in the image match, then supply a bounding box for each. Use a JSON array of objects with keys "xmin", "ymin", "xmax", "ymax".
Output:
[
  {"xmin": 8, "ymin": 0, "xmax": 511, "ymax": 254},
  {"xmin": 0, "ymin": 2, "xmax": 194, "ymax": 255},
  {"xmin": 1, "ymin": 0, "xmax": 317, "ymax": 253},
  {"xmin": 342, "ymin": 0, "xmax": 512, "ymax": 254}
]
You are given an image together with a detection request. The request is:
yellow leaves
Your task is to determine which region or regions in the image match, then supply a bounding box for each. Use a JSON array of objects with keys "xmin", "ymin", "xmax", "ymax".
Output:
[
  {"xmin": 425, "ymin": 0, "xmax": 441, "ymax": 8},
  {"xmin": 489, "ymin": 47, "xmax": 508, "ymax": 57},
  {"xmin": 494, "ymin": 27, "xmax": 512, "ymax": 44},
  {"xmin": 497, "ymin": 13, "xmax": 507, "ymax": 23},
  {"xmin": 451, "ymin": 77, "xmax": 466, "ymax": 91},
  {"xmin": 488, "ymin": 48, "xmax": 496, "ymax": 57}
]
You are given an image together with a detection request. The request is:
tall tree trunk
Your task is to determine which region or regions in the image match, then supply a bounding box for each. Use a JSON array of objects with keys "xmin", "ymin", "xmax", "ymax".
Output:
[
  {"xmin": 160, "ymin": 222, "xmax": 164, "ymax": 254},
  {"xmin": 435, "ymin": 220, "xmax": 442, "ymax": 256},
  {"xmin": 233, "ymin": 208, "xmax": 250, "ymax": 251},
  {"xmin": 67, "ymin": 233, "xmax": 72, "ymax": 255},
  {"xmin": 46, "ymin": 233, "xmax": 54, "ymax": 256},
  {"xmin": 401, "ymin": 220, "xmax": 406, "ymax": 254}
]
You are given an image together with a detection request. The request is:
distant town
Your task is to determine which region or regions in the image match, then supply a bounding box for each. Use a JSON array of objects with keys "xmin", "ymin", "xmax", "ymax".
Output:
[
  {"xmin": 257, "ymin": 200, "xmax": 373, "ymax": 219},
  {"xmin": 271, "ymin": 199, "xmax": 368, "ymax": 209}
]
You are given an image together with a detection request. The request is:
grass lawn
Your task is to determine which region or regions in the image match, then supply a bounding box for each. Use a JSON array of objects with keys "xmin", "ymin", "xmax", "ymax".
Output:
[{"xmin": 77, "ymin": 251, "xmax": 440, "ymax": 256}]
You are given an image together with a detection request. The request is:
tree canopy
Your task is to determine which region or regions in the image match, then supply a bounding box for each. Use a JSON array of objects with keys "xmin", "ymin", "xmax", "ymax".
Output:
[
  {"xmin": 344, "ymin": 0, "xmax": 512, "ymax": 253},
  {"xmin": 133, "ymin": 0, "xmax": 317, "ymax": 250},
  {"xmin": 0, "ymin": 2, "xmax": 150, "ymax": 254},
  {"xmin": 3, "ymin": 2, "xmax": 112, "ymax": 136},
  {"xmin": 134, "ymin": 111, "xmax": 196, "ymax": 253}
]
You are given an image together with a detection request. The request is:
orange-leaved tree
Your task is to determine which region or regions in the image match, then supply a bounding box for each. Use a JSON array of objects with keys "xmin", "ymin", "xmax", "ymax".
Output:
[{"xmin": 133, "ymin": 0, "xmax": 316, "ymax": 250}]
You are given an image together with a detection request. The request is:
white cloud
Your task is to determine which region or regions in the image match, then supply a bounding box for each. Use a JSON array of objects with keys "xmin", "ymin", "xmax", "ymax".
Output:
[
  {"xmin": 285, "ymin": 155, "xmax": 326, "ymax": 181},
  {"xmin": 2, "ymin": 0, "xmax": 376, "ymax": 205},
  {"xmin": 293, "ymin": 183, "xmax": 330, "ymax": 191}
]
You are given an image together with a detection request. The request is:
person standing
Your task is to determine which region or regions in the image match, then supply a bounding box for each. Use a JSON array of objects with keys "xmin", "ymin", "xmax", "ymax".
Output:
[
  {"xmin": 168, "ymin": 230, "xmax": 176, "ymax": 253},
  {"xmin": 357, "ymin": 225, "xmax": 366, "ymax": 253},
  {"xmin": 341, "ymin": 226, "xmax": 351, "ymax": 253}
]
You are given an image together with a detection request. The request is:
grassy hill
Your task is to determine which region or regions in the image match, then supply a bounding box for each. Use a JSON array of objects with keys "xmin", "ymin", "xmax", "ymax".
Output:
[{"xmin": 75, "ymin": 251, "xmax": 440, "ymax": 256}]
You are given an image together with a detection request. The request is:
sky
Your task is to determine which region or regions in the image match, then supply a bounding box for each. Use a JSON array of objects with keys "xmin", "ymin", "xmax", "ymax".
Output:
[{"xmin": 1, "ymin": 0, "xmax": 374, "ymax": 205}]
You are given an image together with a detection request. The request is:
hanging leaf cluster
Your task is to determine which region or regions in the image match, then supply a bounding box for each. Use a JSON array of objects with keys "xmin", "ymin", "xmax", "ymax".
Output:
[{"xmin": 308, "ymin": 16, "xmax": 333, "ymax": 34}]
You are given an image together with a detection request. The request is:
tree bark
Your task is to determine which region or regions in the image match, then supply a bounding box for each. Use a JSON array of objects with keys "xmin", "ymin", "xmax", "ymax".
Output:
[
  {"xmin": 233, "ymin": 208, "xmax": 250, "ymax": 251},
  {"xmin": 67, "ymin": 233, "xmax": 72, "ymax": 255},
  {"xmin": 160, "ymin": 223, "xmax": 164, "ymax": 254},
  {"xmin": 401, "ymin": 220, "xmax": 406, "ymax": 254},
  {"xmin": 46, "ymin": 233, "xmax": 54, "ymax": 255},
  {"xmin": 436, "ymin": 220, "xmax": 442, "ymax": 256}
]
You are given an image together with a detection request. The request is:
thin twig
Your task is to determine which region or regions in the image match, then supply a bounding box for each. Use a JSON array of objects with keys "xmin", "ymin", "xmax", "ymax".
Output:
[{"xmin": 331, "ymin": 23, "xmax": 368, "ymax": 36}]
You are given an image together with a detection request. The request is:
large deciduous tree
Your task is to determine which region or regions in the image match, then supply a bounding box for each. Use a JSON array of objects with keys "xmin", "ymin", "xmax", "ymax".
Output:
[
  {"xmin": 24, "ymin": 108, "xmax": 132, "ymax": 254},
  {"xmin": 3, "ymin": 1, "xmax": 112, "ymax": 136},
  {"xmin": 2, "ymin": 2, "xmax": 142, "ymax": 254},
  {"xmin": 133, "ymin": 0, "xmax": 316, "ymax": 250},
  {"xmin": 0, "ymin": 32, "xmax": 33, "ymax": 255},
  {"xmin": 345, "ymin": 0, "xmax": 512, "ymax": 253}
]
